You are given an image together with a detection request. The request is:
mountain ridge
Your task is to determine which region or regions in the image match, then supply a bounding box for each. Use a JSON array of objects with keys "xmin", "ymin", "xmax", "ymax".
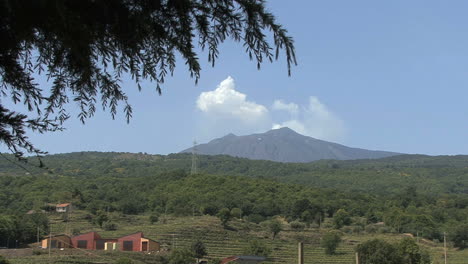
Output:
[{"xmin": 181, "ymin": 127, "xmax": 401, "ymax": 162}]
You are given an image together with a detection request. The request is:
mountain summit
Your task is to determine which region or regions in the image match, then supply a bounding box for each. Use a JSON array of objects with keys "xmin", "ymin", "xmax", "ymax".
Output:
[{"xmin": 181, "ymin": 127, "xmax": 400, "ymax": 162}]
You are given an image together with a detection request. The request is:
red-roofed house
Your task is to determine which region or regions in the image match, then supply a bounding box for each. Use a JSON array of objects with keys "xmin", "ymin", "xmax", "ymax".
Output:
[
  {"xmin": 71, "ymin": 231, "xmax": 101, "ymax": 250},
  {"xmin": 42, "ymin": 231, "xmax": 159, "ymax": 252},
  {"xmin": 117, "ymin": 232, "xmax": 160, "ymax": 252},
  {"xmin": 56, "ymin": 203, "xmax": 72, "ymax": 213}
]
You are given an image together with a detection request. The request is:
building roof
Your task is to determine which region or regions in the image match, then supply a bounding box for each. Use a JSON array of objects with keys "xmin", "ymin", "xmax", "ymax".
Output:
[
  {"xmin": 72, "ymin": 231, "xmax": 101, "ymax": 239},
  {"xmin": 56, "ymin": 203, "xmax": 71, "ymax": 207},
  {"xmin": 221, "ymin": 256, "xmax": 238, "ymax": 264},
  {"xmin": 118, "ymin": 231, "xmax": 144, "ymax": 238},
  {"xmin": 42, "ymin": 234, "xmax": 70, "ymax": 239},
  {"xmin": 221, "ymin": 255, "xmax": 267, "ymax": 264}
]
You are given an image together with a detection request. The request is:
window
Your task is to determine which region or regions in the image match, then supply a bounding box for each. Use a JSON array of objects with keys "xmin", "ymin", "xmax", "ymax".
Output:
[
  {"xmin": 96, "ymin": 240, "xmax": 105, "ymax": 250},
  {"xmin": 77, "ymin": 240, "xmax": 87, "ymax": 249},
  {"xmin": 50, "ymin": 240, "xmax": 57, "ymax": 248},
  {"xmin": 123, "ymin": 241, "xmax": 133, "ymax": 251}
]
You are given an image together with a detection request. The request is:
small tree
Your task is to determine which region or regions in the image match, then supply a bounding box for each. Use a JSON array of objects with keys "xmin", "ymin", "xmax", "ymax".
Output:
[
  {"xmin": 300, "ymin": 211, "xmax": 313, "ymax": 227},
  {"xmin": 397, "ymin": 237, "xmax": 431, "ymax": 264},
  {"xmin": 356, "ymin": 239, "xmax": 402, "ymax": 264},
  {"xmin": 231, "ymin": 208, "xmax": 243, "ymax": 219},
  {"xmin": 268, "ymin": 219, "xmax": 283, "ymax": 239},
  {"xmin": 333, "ymin": 209, "xmax": 351, "ymax": 229},
  {"xmin": 321, "ymin": 231, "xmax": 342, "ymax": 255},
  {"xmin": 168, "ymin": 248, "xmax": 196, "ymax": 264},
  {"xmin": 191, "ymin": 240, "xmax": 207, "ymax": 262},
  {"xmin": 217, "ymin": 208, "xmax": 232, "ymax": 228},
  {"xmin": 149, "ymin": 214, "xmax": 159, "ymax": 225},
  {"xmin": 103, "ymin": 221, "xmax": 117, "ymax": 231},
  {"xmin": 290, "ymin": 221, "xmax": 305, "ymax": 231},
  {"xmin": 450, "ymin": 224, "xmax": 468, "ymax": 249},
  {"xmin": 94, "ymin": 211, "xmax": 108, "ymax": 228},
  {"xmin": 243, "ymin": 239, "xmax": 271, "ymax": 257}
]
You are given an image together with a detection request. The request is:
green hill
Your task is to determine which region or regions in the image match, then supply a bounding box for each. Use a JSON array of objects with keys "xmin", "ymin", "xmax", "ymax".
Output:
[
  {"xmin": 2, "ymin": 151, "xmax": 467, "ymax": 195},
  {"xmin": 0, "ymin": 151, "xmax": 467, "ymax": 264}
]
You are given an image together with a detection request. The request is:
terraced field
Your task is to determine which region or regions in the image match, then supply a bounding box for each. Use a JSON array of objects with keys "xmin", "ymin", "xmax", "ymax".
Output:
[{"xmin": 5, "ymin": 211, "xmax": 468, "ymax": 264}]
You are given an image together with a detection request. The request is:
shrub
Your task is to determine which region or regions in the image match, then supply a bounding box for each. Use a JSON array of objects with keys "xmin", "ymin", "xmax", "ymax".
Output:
[
  {"xmin": 365, "ymin": 224, "xmax": 378, "ymax": 233},
  {"xmin": 290, "ymin": 221, "xmax": 305, "ymax": 231},
  {"xmin": 352, "ymin": 225, "xmax": 364, "ymax": 234},
  {"xmin": 32, "ymin": 249, "xmax": 43, "ymax": 255},
  {"xmin": 168, "ymin": 248, "xmax": 195, "ymax": 264},
  {"xmin": 217, "ymin": 208, "xmax": 232, "ymax": 227},
  {"xmin": 103, "ymin": 221, "xmax": 117, "ymax": 231},
  {"xmin": 191, "ymin": 240, "xmax": 207, "ymax": 260},
  {"xmin": 321, "ymin": 231, "xmax": 342, "ymax": 255},
  {"xmin": 397, "ymin": 238, "xmax": 431, "ymax": 264},
  {"xmin": 0, "ymin": 256, "xmax": 10, "ymax": 264},
  {"xmin": 72, "ymin": 228, "xmax": 81, "ymax": 235},
  {"xmin": 267, "ymin": 219, "xmax": 283, "ymax": 239},
  {"xmin": 333, "ymin": 209, "xmax": 351, "ymax": 229},
  {"xmin": 231, "ymin": 208, "xmax": 243, "ymax": 219},
  {"xmin": 450, "ymin": 223, "xmax": 468, "ymax": 249},
  {"xmin": 356, "ymin": 239, "xmax": 401, "ymax": 264},
  {"xmin": 376, "ymin": 226, "xmax": 392, "ymax": 234},
  {"xmin": 115, "ymin": 257, "xmax": 133, "ymax": 264},
  {"xmin": 247, "ymin": 214, "xmax": 265, "ymax": 224},
  {"xmin": 342, "ymin": 226, "xmax": 353, "ymax": 234},
  {"xmin": 93, "ymin": 211, "xmax": 108, "ymax": 228},
  {"xmin": 357, "ymin": 238, "xmax": 431, "ymax": 264},
  {"xmin": 243, "ymin": 239, "xmax": 271, "ymax": 257},
  {"xmin": 149, "ymin": 214, "xmax": 159, "ymax": 224}
]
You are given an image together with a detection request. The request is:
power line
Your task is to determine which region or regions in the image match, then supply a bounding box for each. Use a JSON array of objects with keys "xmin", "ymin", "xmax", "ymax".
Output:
[
  {"xmin": 0, "ymin": 152, "xmax": 35, "ymax": 175},
  {"xmin": 191, "ymin": 140, "xmax": 198, "ymax": 175}
]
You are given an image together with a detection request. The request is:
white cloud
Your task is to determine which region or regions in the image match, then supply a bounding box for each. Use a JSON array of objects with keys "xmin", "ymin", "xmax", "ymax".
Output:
[
  {"xmin": 272, "ymin": 100, "xmax": 299, "ymax": 115},
  {"xmin": 196, "ymin": 76, "xmax": 345, "ymax": 143},
  {"xmin": 196, "ymin": 76, "xmax": 271, "ymax": 140},
  {"xmin": 272, "ymin": 96, "xmax": 345, "ymax": 141},
  {"xmin": 196, "ymin": 76, "xmax": 268, "ymax": 124}
]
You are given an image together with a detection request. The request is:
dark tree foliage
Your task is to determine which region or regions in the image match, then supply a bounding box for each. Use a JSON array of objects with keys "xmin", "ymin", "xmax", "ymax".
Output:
[
  {"xmin": 333, "ymin": 209, "xmax": 351, "ymax": 229},
  {"xmin": 0, "ymin": 0, "xmax": 296, "ymax": 159},
  {"xmin": 191, "ymin": 240, "xmax": 207, "ymax": 260},
  {"xmin": 397, "ymin": 238, "xmax": 431, "ymax": 264},
  {"xmin": 217, "ymin": 207, "xmax": 232, "ymax": 227},
  {"xmin": 1, "ymin": 152, "xmax": 468, "ymax": 244},
  {"xmin": 450, "ymin": 224, "xmax": 468, "ymax": 249},
  {"xmin": 0, "ymin": 256, "xmax": 10, "ymax": 264},
  {"xmin": 268, "ymin": 219, "xmax": 282, "ymax": 239},
  {"xmin": 243, "ymin": 239, "xmax": 271, "ymax": 257},
  {"xmin": 321, "ymin": 231, "xmax": 342, "ymax": 255},
  {"xmin": 356, "ymin": 238, "xmax": 430, "ymax": 264},
  {"xmin": 168, "ymin": 248, "xmax": 196, "ymax": 264},
  {"xmin": 356, "ymin": 239, "xmax": 402, "ymax": 264}
]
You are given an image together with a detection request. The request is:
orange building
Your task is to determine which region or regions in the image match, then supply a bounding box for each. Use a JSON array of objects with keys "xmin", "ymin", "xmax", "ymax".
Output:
[
  {"xmin": 41, "ymin": 231, "xmax": 159, "ymax": 252},
  {"xmin": 117, "ymin": 232, "xmax": 160, "ymax": 252},
  {"xmin": 41, "ymin": 234, "xmax": 72, "ymax": 249}
]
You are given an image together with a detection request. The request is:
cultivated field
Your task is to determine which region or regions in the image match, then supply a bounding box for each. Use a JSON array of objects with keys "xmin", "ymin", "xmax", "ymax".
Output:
[{"xmin": 3, "ymin": 210, "xmax": 468, "ymax": 264}]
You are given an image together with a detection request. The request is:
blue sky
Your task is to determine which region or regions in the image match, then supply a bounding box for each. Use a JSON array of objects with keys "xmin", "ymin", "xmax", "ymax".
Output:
[{"xmin": 18, "ymin": 0, "xmax": 468, "ymax": 155}]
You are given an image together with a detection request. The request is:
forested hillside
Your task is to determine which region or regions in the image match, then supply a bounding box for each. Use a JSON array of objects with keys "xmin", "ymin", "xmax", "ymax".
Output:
[
  {"xmin": 2, "ymin": 152, "xmax": 467, "ymax": 195},
  {"xmin": 0, "ymin": 151, "xmax": 467, "ymax": 253}
]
